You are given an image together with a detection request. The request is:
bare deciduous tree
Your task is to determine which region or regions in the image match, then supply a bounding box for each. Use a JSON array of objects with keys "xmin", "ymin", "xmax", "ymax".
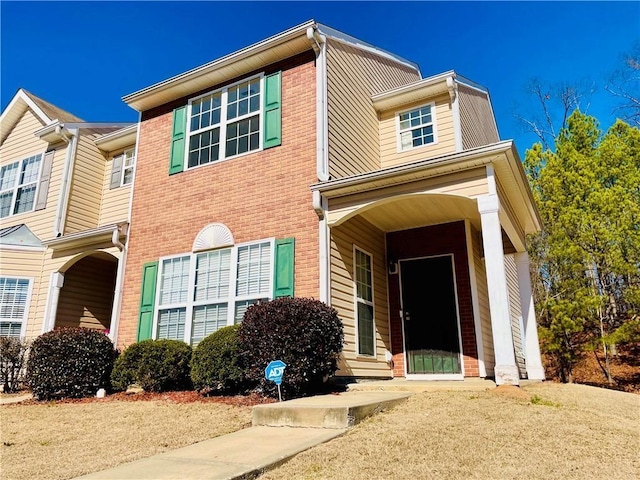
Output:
[{"xmin": 606, "ymin": 45, "xmax": 640, "ymax": 126}]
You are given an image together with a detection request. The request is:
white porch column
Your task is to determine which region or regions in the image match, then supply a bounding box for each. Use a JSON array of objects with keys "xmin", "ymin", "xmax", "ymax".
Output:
[
  {"xmin": 514, "ymin": 252, "xmax": 545, "ymax": 380},
  {"xmin": 478, "ymin": 194, "xmax": 519, "ymax": 385},
  {"xmin": 42, "ymin": 272, "xmax": 64, "ymax": 333}
]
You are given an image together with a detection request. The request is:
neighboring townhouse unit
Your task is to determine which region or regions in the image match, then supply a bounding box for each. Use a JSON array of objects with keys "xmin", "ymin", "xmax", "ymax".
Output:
[
  {"xmin": 118, "ymin": 20, "xmax": 544, "ymax": 385},
  {"xmin": 0, "ymin": 89, "xmax": 136, "ymax": 340}
]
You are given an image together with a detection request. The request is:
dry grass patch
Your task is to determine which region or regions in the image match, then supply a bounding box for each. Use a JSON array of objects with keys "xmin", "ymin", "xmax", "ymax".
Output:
[
  {"xmin": 1, "ymin": 399, "xmax": 252, "ymax": 480},
  {"xmin": 260, "ymin": 382, "xmax": 639, "ymax": 480}
]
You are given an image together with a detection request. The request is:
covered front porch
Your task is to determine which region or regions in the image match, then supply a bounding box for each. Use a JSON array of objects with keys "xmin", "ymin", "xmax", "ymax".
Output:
[{"xmin": 313, "ymin": 141, "xmax": 545, "ymax": 386}]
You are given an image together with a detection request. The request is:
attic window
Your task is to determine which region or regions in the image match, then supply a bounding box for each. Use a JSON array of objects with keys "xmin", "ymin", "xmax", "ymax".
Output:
[{"xmin": 397, "ymin": 103, "xmax": 437, "ymax": 151}]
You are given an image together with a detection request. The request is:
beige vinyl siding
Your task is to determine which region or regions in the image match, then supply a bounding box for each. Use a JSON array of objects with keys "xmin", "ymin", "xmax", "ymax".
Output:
[
  {"xmin": 64, "ymin": 134, "xmax": 104, "ymax": 234},
  {"xmin": 379, "ymin": 94, "xmax": 456, "ymax": 169},
  {"xmin": 55, "ymin": 255, "xmax": 117, "ymax": 330},
  {"xmin": 326, "ymin": 40, "xmax": 420, "ymax": 179},
  {"xmin": 0, "ymin": 249, "xmax": 46, "ymax": 339},
  {"xmin": 471, "ymin": 225, "xmax": 495, "ymax": 376},
  {"xmin": 0, "ymin": 109, "xmax": 67, "ymax": 240},
  {"xmin": 458, "ymin": 85, "xmax": 500, "ymax": 150},
  {"xmin": 331, "ymin": 216, "xmax": 391, "ymax": 377},
  {"xmin": 99, "ymin": 150, "xmax": 132, "ymax": 226},
  {"xmin": 505, "ymin": 254, "xmax": 526, "ymax": 376}
]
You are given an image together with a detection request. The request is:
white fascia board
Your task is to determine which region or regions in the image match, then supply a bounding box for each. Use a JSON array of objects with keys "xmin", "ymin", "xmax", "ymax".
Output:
[
  {"xmin": 94, "ymin": 124, "xmax": 138, "ymax": 152},
  {"xmin": 44, "ymin": 223, "xmax": 126, "ymax": 250},
  {"xmin": 0, "ymin": 89, "xmax": 52, "ymax": 126},
  {"xmin": 122, "ymin": 20, "xmax": 317, "ymax": 110},
  {"xmin": 455, "ymin": 75, "xmax": 490, "ymax": 94},
  {"xmin": 312, "ymin": 140, "xmax": 514, "ymax": 195},
  {"xmin": 371, "ymin": 71, "xmax": 455, "ymax": 111},
  {"xmin": 316, "ymin": 23, "xmax": 421, "ymax": 74}
]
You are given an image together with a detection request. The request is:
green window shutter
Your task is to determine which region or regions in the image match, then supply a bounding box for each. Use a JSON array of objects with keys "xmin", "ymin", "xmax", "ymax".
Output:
[
  {"xmin": 273, "ymin": 237, "xmax": 294, "ymax": 298},
  {"xmin": 137, "ymin": 261, "xmax": 158, "ymax": 341},
  {"xmin": 169, "ymin": 106, "xmax": 187, "ymax": 175},
  {"xmin": 263, "ymin": 71, "xmax": 282, "ymax": 149}
]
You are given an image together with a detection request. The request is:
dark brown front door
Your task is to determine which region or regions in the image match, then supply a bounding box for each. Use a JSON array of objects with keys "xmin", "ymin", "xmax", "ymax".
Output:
[{"xmin": 400, "ymin": 255, "xmax": 462, "ymax": 375}]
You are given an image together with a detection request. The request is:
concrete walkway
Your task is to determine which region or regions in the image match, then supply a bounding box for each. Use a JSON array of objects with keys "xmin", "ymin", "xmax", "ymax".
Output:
[
  {"xmin": 347, "ymin": 378, "xmax": 496, "ymax": 393},
  {"xmin": 0, "ymin": 393, "xmax": 32, "ymax": 405},
  {"xmin": 74, "ymin": 391, "xmax": 410, "ymax": 480}
]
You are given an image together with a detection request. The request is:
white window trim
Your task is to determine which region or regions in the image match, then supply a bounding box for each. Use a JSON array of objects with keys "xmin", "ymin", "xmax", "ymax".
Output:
[
  {"xmin": 0, "ymin": 152, "xmax": 44, "ymax": 218},
  {"xmin": 152, "ymin": 237, "xmax": 275, "ymax": 344},
  {"xmin": 185, "ymin": 73, "xmax": 264, "ymax": 171},
  {"xmin": 395, "ymin": 102, "xmax": 438, "ymax": 153},
  {"xmin": 0, "ymin": 276, "xmax": 34, "ymax": 339},
  {"xmin": 353, "ymin": 245, "xmax": 376, "ymax": 358},
  {"xmin": 120, "ymin": 148, "xmax": 136, "ymax": 186}
]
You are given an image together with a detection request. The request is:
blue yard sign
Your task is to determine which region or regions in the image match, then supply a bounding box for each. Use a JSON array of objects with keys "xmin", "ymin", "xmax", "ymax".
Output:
[{"xmin": 265, "ymin": 360, "xmax": 287, "ymax": 401}]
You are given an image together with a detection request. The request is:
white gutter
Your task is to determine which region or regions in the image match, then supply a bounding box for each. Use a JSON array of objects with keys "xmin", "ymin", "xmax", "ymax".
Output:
[
  {"xmin": 312, "ymin": 140, "xmax": 514, "ymax": 194},
  {"xmin": 109, "ymin": 111, "xmax": 143, "ymax": 345},
  {"xmin": 53, "ymin": 125, "xmax": 78, "ymax": 237}
]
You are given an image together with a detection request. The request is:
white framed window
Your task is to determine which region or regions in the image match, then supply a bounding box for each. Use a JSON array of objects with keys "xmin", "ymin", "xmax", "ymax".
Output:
[
  {"xmin": 186, "ymin": 75, "xmax": 263, "ymax": 169},
  {"xmin": 0, "ymin": 277, "xmax": 32, "ymax": 338},
  {"xmin": 396, "ymin": 103, "xmax": 437, "ymax": 151},
  {"xmin": 0, "ymin": 154, "xmax": 42, "ymax": 218},
  {"xmin": 155, "ymin": 239, "xmax": 274, "ymax": 344},
  {"xmin": 120, "ymin": 149, "xmax": 136, "ymax": 186},
  {"xmin": 354, "ymin": 246, "xmax": 375, "ymax": 357}
]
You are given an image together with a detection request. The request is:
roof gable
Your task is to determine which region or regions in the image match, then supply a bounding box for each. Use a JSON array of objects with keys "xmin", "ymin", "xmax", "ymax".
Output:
[{"xmin": 0, "ymin": 89, "xmax": 83, "ymax": 144}]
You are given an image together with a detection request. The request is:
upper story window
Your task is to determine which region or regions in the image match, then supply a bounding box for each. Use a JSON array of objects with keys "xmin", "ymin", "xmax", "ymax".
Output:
[
  {"xmin": 187, "ymin": 76, "xmax": 262, "ymax": 169},
  {"xmin": 0, "ymin": 277, "xmax": 31, "ymax": 338},
  {"xmin": 110, "ymin": 148, "xmax": 136, "ymax": 189},
  {"xmin": 121, "ymin": 149, "xmax": 136, "ymax": 186},
  {"xmin": 397, "ymin": 103, "xmax": 437, "ymax": 151},
  {"xmin": 168, "ymin": 72, "xmax": 281, "ymax": 176},
  {"xmin": 0, "ymin": 154, "xmax": 42, "ymax": 218}
]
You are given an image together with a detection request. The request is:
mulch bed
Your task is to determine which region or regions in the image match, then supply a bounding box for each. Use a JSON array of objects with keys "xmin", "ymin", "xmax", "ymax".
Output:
[{"xmin": 19, "ymin": 390, "xmax": 276, "ymax": 407}]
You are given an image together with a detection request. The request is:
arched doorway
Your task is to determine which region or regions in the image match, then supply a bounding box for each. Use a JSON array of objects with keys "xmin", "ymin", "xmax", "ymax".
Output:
[{"xmin": 55, "ymin": 252, "xmax": 118, "ymax": 332}]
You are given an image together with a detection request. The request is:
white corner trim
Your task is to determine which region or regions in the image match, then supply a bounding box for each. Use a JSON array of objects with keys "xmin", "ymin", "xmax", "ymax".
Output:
[
  {"xmin": 465, "ymin": 219, "xmax": 486, "ymax": 377},
  {"xmin": 42, "ymin": 272, "xmax": 64, "ymax": 333}
]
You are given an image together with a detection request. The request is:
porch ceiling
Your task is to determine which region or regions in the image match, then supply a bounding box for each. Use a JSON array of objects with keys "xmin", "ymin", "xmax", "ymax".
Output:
[{"xmin": 354, "ymin": 194, "xmax": 481, "ymax": 233}]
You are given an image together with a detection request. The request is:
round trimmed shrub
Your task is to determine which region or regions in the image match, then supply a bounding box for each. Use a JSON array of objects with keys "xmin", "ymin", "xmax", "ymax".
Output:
[
  {"xmin": 26, "ymin": 328, "xmax": 117, "ymax": 400},
  {"xmin": 191, "ymin": 325, "xmax": 246, "ymax": 394},
  {"xmin": 238, "ymin": 297, "xmax": 344, "ymax": 398},
  {"xmin": 111, "ymin": 339, "xmax": 192, "ymax": 392}
]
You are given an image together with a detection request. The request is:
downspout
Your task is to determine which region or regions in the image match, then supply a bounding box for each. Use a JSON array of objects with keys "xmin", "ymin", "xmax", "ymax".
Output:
[
  {"xmin": 308, "ymin": 26, "xmax": 330, "ymax": 304},
  {"xmin": 53, "ymin": 125, "xmax": 78, "ymax": 237},
  {"xmin": 307, "ymin": 26, "xmax": 329, "ymax": 182},
  {"xmin": 448, "ymin": 76, "xmax": 463, "ymax": 152},
  {"xmin": 109, "ymin": 117, "xmax": 141, "ymax": 345}
]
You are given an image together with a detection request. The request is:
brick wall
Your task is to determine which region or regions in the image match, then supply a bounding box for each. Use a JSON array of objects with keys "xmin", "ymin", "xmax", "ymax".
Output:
[
  {"xmin": 386, "ymin": 221, "xmax": 480, "ymax": 377},
  {"xmin": 117, "ymin": 53, "xmax": 319, "ymax": 348}
]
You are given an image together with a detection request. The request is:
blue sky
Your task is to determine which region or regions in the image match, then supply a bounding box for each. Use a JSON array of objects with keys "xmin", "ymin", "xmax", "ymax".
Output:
[{"xmin": 2, "ymin": 1, "xmax": 638, "ymax": 155}]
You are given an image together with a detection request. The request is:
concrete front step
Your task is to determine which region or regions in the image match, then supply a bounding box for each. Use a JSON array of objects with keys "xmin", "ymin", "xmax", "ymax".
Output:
[
  {"xmin": 347, "ymin": 378, "xmax": 496, "ymax": 393},
  {"xmin": 252, "ymin": 391, "xmax": 411, "ymax": 429}
]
